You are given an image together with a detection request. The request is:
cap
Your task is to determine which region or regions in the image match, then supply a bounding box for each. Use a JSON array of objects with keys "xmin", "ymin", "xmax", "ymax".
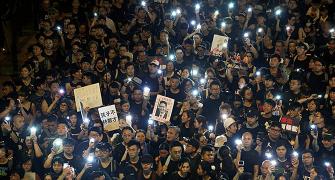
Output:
[
  {"xmin": 246, "ymin": 109, "xmax": 259, "ymax": 117},
  {"xmin": 323, "ymin": 133, "xmax": 333, "ymax": 141},
  {"xmin": 224, "ymin": 118, "xmax": 236, "ymax": 129},
  {"xmin": 297, "ymin": 42, "xmax": 309, "ymax": 50},
  {"xmin": 95, "ymin": 142, "xmax": 112, "ymax": 151},
  {"xmin": 159, "ymin": 142, "xmax": 169, "ymax": 151},
  {"xmin": 186, "ymin": 138, "xmax": 200, "ymax": 149},
  {"xmin": 214, "ymin": 135, "xmax": 227, "ymax": 148},
  {"xmin": 264, "ymin": 74, "xmax": 275, "ymax": 81},
  {"xmin": 264, "ymin": 99, "xmax": 276, "ymax": 107},
  {"xmin": 239, "ymin": 12, "xmax": 247, "ymax": 17},
  {"xmin": 150, "ymin": 59, "xmax": 160, "ymax": 66},
  {"xmin": 141, "ymin": 154, "xmax": 154, "ymax": 163}
]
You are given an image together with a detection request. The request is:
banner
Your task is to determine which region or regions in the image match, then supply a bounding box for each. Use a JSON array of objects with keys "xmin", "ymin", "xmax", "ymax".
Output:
[
  {"xmin": 280, "ymin": 116, "xmax": 299, "ymax": 133},
  {"xmin": 210, "ymin": 34, "xmax": 229, "ymax": 57},
  {"xmin": 152, "ymin": 95, "xmax": 174, "ymax": 123},
  {"xmin": 74, "ymin": 83, "xmax": 103, "ymax": 112},
  {"xmin": 98, "ymin": 105, "xmax": 120, "ymax": 132}
]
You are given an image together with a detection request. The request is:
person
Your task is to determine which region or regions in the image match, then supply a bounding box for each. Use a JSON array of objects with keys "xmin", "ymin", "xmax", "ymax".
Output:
[
  {"xmin": 137, "ymin": 154, "xmax": 158, "ymax": 180},
  {"xmin": 234, "ymin": 132, "xmax": 259, "ymax": 179},
  {"xmin": 157, "ymin": 141, "xmax": 183, "ymax": 179},
  {"xmin": 155, "ymin": 101, "xmax": 168, "ymax": 119},
  {"xmin": 118, "ymin": 139, "xmax": 141, "ymax": 179},
  {"xmin": 169, "ymin": 157, "xmax": 191, "ymax": 179}
]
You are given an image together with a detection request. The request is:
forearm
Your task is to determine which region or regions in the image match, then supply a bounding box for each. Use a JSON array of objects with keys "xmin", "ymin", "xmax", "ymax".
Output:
[
  {"xmin": 43, "ymin": 154, "xmax": 54, "ymax": 168},
  {"xmin": 312, "ymin": 139, "xmax": 319, "ymax": 152},
  {"xmin": 34, "ymin": 143, "xmax": 43, "ymax": 158}
]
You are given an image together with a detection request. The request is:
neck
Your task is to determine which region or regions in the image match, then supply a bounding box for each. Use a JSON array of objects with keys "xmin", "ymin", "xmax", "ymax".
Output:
[
  {"xmin": 64, "ymin": 153, "xmax": 73, "ymax": 159},
  {"xmin": 278, "ymin": 157, "xmax": 287, "ymax": 162},
  {"xmin": 130, "ymin": 156, "xmax": 139, "ymax": 163}
]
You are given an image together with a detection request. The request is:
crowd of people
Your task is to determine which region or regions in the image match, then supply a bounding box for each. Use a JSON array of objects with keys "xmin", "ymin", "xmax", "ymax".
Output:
[{"xmin": 1, "ymin": 0, "xmax": 335, "ymax": 179}]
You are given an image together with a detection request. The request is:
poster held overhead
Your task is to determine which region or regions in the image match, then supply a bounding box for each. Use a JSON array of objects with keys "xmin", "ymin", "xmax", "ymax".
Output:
[
  {"xmin": 74, "ymin": 83, "xmax": 103, "ymax": 112},
  {"xmin": 151, "ymin": 95, "xmax": 174, "ymax": 123},
  {"xmin": 98, "ymin": 105, "xmax": 120, "ymax": 132}
]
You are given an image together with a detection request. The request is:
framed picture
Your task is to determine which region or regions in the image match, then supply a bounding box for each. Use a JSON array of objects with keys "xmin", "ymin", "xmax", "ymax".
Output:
[{"xmin": 152, "ymin": 95, "xmax": 175, "ymax": 123}]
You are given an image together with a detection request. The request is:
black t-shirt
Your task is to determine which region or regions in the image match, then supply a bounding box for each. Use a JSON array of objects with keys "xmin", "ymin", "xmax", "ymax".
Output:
[
  {"xmin": 169, "ymin": 171, "xmax": 191, "ymax": 180},
  {"xmin": 0, "ymin": 162, "xmax": 10, "ymax": 179},
  {"xmin": 239, "ymin": 149, "xmax": 260, "ymax": 174},
  {"xmin": 201, "ymin": 96, "xmax": 224, "ymax": 125}
]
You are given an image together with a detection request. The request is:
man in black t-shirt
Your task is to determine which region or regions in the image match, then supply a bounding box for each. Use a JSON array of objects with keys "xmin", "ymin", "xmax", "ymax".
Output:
[{"xmin": 235, "ymin": 132, "xmax": 259, "ymax": 179}]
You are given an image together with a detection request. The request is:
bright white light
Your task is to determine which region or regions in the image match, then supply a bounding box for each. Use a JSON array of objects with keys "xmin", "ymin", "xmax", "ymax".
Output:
[
  {"xmin": 196, "ymin": 24, "xmax": 201, "ymax": 29},
  {"xmin": 94, "ymin": 12, "xmax": 98, "ymax": 17},
  {"xmin": 195, "ymin": 4, "xmax": 200, "ymax": 10},
  {"xmin": 275, "ymin": 9, "xmax": 281, "ymax": 16},
  {"xmin": 171, "ymin": 11, "xmax": 177, "ymax": 17},
  {"xmin": 256, "ymin": 71, "xmax": 261, "ymax": 76},
  {"xmin": 228, "ymin": 2, "xmax": 234, "ymax": 9},
  {"xmin": 275, "ymin": 95, "xmax": 281, "ymax": 100},
  {"xmin": 292, "ymin": 151, "xmax": 299, "ymax": 157},
  {"xmin": 325, "ymin": 162, "xmax": 331, "ymax": 167},
  {"xmin": 192, "ymin": 90, "xmax": 199, "ymax": 96},
  {"xmin": 265, "ymin": 152, "xmax": 272, "ymax": 158},
  {"xmin": 176, "ymin": 9, "xmax": 181, "ymax": 14},
  {"xmin": 247, "ymin": 7, "xmax": 252, "ymax": 12},
  {"xmin": 200, "ymin": 78, "xmax": 206, "ymax": 84},
  {"xmin": 59, "ymin": 89, "xmax": 65, "ymax": 94},
  {"xmin": 235, "ymin": 139, "xmax": 242, "ymax": 145},
  {"xmin": 56, "ymin": 26, "xmax": 61, "ymax": 31},
  {"xmin": 5, "ymin": 116, "xmax": 10, "ymax": 121},
  {"xmin": 157, "ymin": 69, "xmax": 162, "ymax": 74},
  {"xmin": 208, "ymin": 125, "xmax": 214, "ymax": 131},
  {"xmin": 54, "ymin": 138, "xmax": 63, "ymax": 146},
  {"xmin": 148, "ymin": 119, "xmax": 154, "ymax": 125},
  {"xmin": 127, "ymin": 77, "xmax": 132, "ymax": 82},
  {"xmin": 310, "ymin": 124, "xmax": 316, "ymax": 129},
  {"xmin": 214, "ymin": 10, "xmax": 219, "ymax": 16},
  {"xmin": 330, "ymin": 28, "xmax": 335, "ymax": 33},
  {"xmin": 141, "ymin": 1, "xmax": 146, "ymax": 6},
  {"xmin": 84, "ymin": 118, "xmax": 90, "ymax": 124},
  {"xmin": 221, "ymin": 22, "xmax": 226, "ymax": 28},
  {"xmin": 192, "ymin": 69, "xmax": 198, "ymax": 76},
  {"xmin": 257, "ymin": 28, "xmax": 263, "ymax": 33},
  {"xmin": 87, "ymin": 155, "xmax": 94, "ymax": 162},
  {"xmin": 286, "ymin": 26, "xmax": 291, "ymax": 31},
  {"xmin": 190, "ymin": 20, "xmax": 196, "ymax": 26},
  {"xmin": 221, "ymin": 114, "xmax": 228, "ymax": 119},
  {"xmin": 89, "ymin": 138, "xmax": 95, "ymax": 143},
  {"xmin": 30, "ymin": 127, "xmax": 37, "ymax": 134},
  {"xmin": 126, "ymin": 115, "xmax": 132, "ymax": 121},
  {"xmin": 169, "ymin": 54, "xmax": 174, "ymax": 60},
  {"xmin": 223, "ymin": 43, "xmax": 228, "ymax": 48},
  {"xmin": 318, "ymin": 94, "xmax": 323, "ymax": 98},
  {"xmin": 243, "ymin": 32, "xmax": 249, "ymax": 38},
  {"xmin": 271, "ymin": 160, "xmax": 277, "ymax": 166},
  {"xmin": 66, "ymin": 116, "xmax": 69, "ymax": 120}
]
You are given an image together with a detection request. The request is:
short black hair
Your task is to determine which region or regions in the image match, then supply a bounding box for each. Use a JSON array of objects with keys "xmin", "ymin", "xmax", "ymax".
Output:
[
  {"xmin": 127, "ymin": 139, "xmax": 140, "ymax": 148},
  {"xmin": 88, "ymin": 127, "xmax": 103, "ymax": 136},
  {"xmin": 201, "ymin": 145, "xmax": 214, "ymax": 155}
]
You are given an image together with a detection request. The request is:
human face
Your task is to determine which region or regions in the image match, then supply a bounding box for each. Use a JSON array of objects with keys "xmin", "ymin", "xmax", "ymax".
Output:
[
  {"xmin": 57, "ymin": 124, "xmax": 68, "ymax": 136},
  {"xmin": 210, "ymin": 84, "xmax": 220, "ymax": 97},
  {"xmin": 128, "ymin": 145, "xmax": 139, "ymax": 159},
  {"xmin": 181, "ymin": 112, "xmax": 190, "ymax": 123},
  {"xmin": 20, "ymin": 67, "xmax": 30, "ymax": 78},
  {"xmin": 33, "ymin": 46, "xmax": 42, "ymax": 56},
  {"xmin": 89, "ymin": 131, "xmax": 102, "ymax": 143},
  {"xmin": 135, "ymin": 132, "xmax": 145, "ymax": 144},
  {"xmin": 194, "ymin": 120, "xmax": 202, "ymax": 129},
  {"xmin": 166, "ymin": 128, "xmax": 178, "ymax": 141},
  {"xmin": 269, "ymin": 127, "xmax": 281, "ymax": 140},
  {"xmin": 227, "ymin": 123, "xmax": 237, "ymax": 134},
  {"xmin": 269, "ymin": 57, "xmax": 280, "ymax": 68},
  {"xmin": 312, "ymin": 61, "xmax": 323, "ymax": 73},
  {"xmin": 302, "ymin": 153, "xmax": 313, "ymax": 166},
  {"xmin": 176, "ymin": 49, "xmax": 184, "ymax": 60},
  {"xmin": 170, "ymin": 146, "xmax": 182, "ymax": 160},
  {"xmin": 13, "ymin": 116, "xmax": 25, "ymax": 130},
  {"xmin": 180, "ymin": 162, "xmax": 190, "ymax": 174},
  {"xmin": 158, "ymin": 102, "xmax": 167, "ymax": 113},
  {"xmin": 261, "ymin": 161, "xmax": 271, "ymax": 176},
  {"xmin": 242, "ymin": 133, "xmax": 253, "ymax": 148},
  {"xmin": 197, "ymin": 165, "xmax": 205, "ymax": 176},
  {"xmin": 142, "ymin": 163, "xmax": 152, "ymax": 171},
  {"xmin": 132, "ymin": 90, "xmax": 143, "ymax": 102},
  {"xmin": 170, "ymin": 78, "xmax": 180, "ymax": 89},
  {"xmin": 53, "ymin": 162, "xmax": 63, "ymax": 173},
  {"xmin": 126, "ymin": 65, "xmax": 135, "ymax": 76},
  {"xmin": 289, "ymin": 80, "xmax": 301, "ymax": 92},
  {"xmin": 122, "ymin": 129, "xmax": 133, "ymax": 144},
  {"xmin": 296, "ymin": 46, "xmax": 306, "ymax": 55},
  {"xmin": 63, "ymin": 145, "xmax": 74, "ymax": 154},
  {"xmin": 22, "ymin": 160, "xmax": 32, "ymax": 172},
  {"xmin": 202, "ymin": 151, "xmax": 214, "ymax": 163},
  {"xmin": 148, "ymin": 64, "xmax": 158, "ymax": 74},
  {"xmin": 276, "ymin": 146, "xmax": 287, "ymax": 158}
]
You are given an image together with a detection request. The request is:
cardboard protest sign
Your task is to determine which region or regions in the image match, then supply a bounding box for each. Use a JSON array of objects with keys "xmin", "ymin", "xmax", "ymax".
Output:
[
  {"xmin": 98, "ymin": 105, "xmax": 120, "ymax": 132},
  {"xmin": 152, "ymin": 95, "xmax": 174, "ymax": 123},
  {"xmin": 280, "ymin": 116, "xmax": 299, "ymax": 133},
  {"xmin": 74, "ymin": 83, "xmax": 103, "ymax": 112},
  {"xmin": 210, "ymin": 34, "xmax": 229, "ymax": 57}
]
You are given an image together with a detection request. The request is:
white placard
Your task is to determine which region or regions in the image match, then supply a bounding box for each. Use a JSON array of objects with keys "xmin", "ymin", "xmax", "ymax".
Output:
[
  {"xmin": 151, "ymin": 95, "xmax": 175, "ymax": 123},
  {"xmin": 210, "ymin": 34, "xmax": 229, "ymax": 57},
  {"xmin": 74, "ymin": 83, "xmax": 103, "ymax": 112},
  {"xmin": 98, "ymin": 105, "xmax": 120, "ymax": 132}
]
